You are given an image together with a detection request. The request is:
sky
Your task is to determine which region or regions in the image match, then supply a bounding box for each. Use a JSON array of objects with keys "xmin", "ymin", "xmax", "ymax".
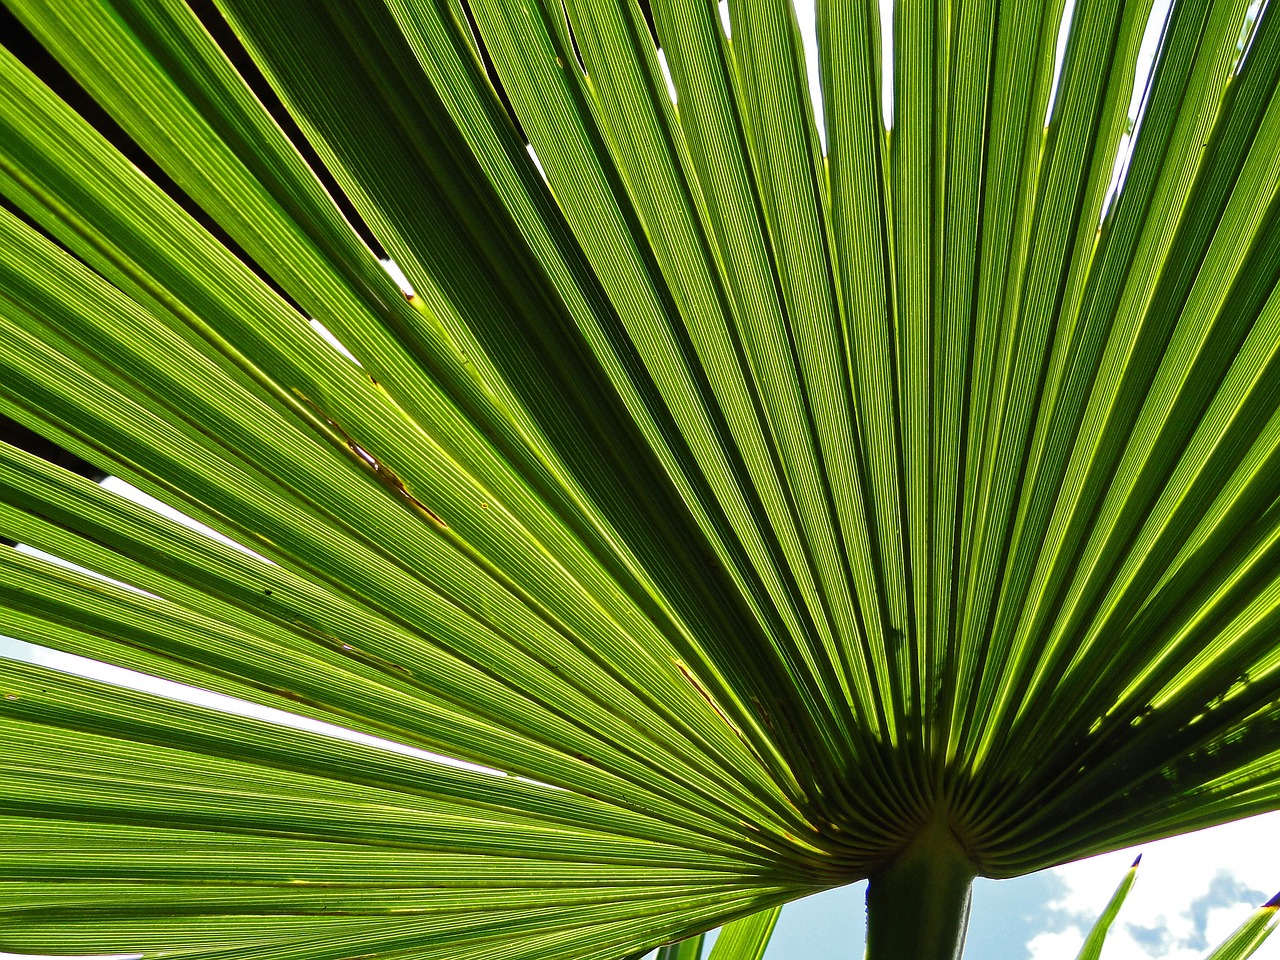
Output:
[
  {"xmin": 737, "ymin": 814, "xmax": 1280, "ymax": 960},
  {"xmin": 4, "ymin": 1, "xmax": 1276, "ymax": 957}
]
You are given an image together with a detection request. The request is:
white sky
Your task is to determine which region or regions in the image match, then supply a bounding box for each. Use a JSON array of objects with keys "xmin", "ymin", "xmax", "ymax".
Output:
[{"xmin": 1030, "ymin": 818, "xmax": 1280, "ymax": 960}]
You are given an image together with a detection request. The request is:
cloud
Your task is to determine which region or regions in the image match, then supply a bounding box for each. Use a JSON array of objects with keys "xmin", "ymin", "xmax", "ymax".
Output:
[
  {"xmin": 1124, "ymin": 920, "xmax": 1173, "ymax": 956},
  {"xmin": 1180, "ymin": 872, "xmax": 1270, "ymax": 952},
  {"xmin": 1025, "ymin": 812, "xmax": 1280, "ymax": 960}
]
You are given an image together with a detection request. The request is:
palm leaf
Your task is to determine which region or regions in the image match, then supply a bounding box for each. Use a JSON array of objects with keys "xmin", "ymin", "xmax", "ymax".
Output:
[{"xmin": 0, "ymin": 0, "xmax": 1277, "ymax": 956}]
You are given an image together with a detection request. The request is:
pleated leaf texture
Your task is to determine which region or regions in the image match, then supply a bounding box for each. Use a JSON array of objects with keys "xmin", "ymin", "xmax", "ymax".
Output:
[{"xmin": 1, "ymin": 0, "xmax": 1279, "ymax": 957}]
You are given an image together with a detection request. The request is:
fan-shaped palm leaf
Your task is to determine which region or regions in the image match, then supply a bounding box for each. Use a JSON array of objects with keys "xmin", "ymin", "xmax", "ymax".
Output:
[{"xmin": 1, "ymin": 0, "xmax": 1278, "ymax": 956}]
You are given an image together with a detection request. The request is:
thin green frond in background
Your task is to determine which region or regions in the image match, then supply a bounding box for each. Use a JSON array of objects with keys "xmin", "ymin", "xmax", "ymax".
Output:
[
  {"xmin": 1073, "ymin": 856, "xmax": 1143, "ymax": 960},
  {"xmin": 656, "ymin": 933, "xmax": 706, "ymax": 960},
  {"xmin": 1205, "ymin": 892, "xmax": 1280, "ymax": 960},
  {"xmin": 705, "ymin": 906, "xmax": 782, "ymax": 960}
]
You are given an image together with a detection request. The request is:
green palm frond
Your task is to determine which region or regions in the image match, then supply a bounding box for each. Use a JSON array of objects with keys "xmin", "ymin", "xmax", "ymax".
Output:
[{"xmin": 1, "ymin": 0, "xmax": 1278, "ymax": 956}]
